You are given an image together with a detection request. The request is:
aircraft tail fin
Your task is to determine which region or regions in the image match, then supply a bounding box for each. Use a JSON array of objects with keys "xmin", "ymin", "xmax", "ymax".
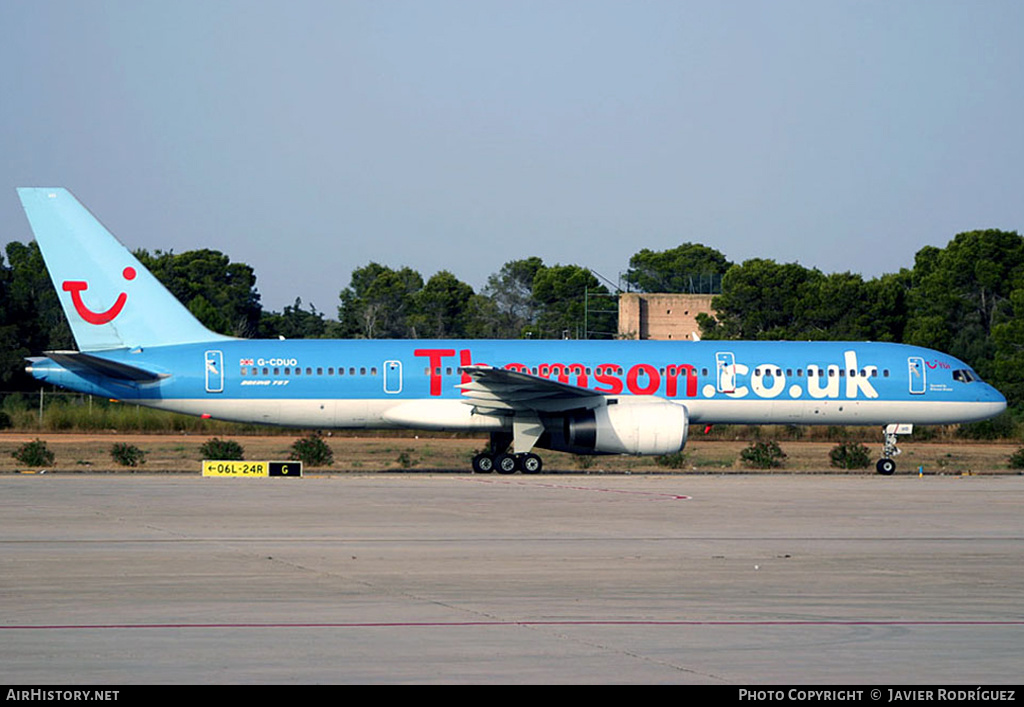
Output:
[{"xmin": 17, "ymin": 188, "xmax": 231, "ymax": 352}]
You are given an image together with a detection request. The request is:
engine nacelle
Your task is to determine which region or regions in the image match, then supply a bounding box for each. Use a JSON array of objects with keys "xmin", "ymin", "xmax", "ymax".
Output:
[{"xmin": 559, "ymin": 398, "xmax": 689, "ymax": 455}]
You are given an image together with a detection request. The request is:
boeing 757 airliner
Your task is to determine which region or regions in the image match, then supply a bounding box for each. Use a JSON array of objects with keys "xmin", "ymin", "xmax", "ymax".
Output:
[{"xmin": 17, "ymin": 188, "xmax": 1007, "ymax": 474}]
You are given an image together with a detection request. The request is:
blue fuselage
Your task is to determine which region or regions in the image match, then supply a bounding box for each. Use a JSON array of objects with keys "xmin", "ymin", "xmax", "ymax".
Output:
[{"xmin": 28, "ymin": 339, "xmax": 1007, "ymax": 429}]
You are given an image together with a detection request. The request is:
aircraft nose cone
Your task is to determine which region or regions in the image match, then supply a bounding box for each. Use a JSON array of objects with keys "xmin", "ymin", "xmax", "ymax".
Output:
[{"xmin": 984, "ymin": 385, "xmax": 1007, "ymax": 416}]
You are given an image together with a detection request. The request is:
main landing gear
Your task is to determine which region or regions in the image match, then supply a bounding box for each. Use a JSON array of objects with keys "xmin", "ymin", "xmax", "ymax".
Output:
[
  {"xmin": 471, "ymin": 451, "xmax": 543, "ymax": 474},
  {"xmin": 471, "ymin": 431, "xmax": 544, "ymax": 474},
  {"xmin": 877, "ymin": 424, "xmax": 913, "ymax": 475}
]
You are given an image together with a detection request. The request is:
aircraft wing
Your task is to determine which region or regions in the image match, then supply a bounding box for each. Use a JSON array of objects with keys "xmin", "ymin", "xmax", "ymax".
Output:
[{"xmin": 456, "ymin": 364, "xmax": 604, "ymax": 414}]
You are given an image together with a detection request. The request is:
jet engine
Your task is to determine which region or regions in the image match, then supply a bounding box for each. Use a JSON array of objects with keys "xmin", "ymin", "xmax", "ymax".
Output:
[{"xmin": 552, "ymin": 398, "xmax": 689, "ymax": 455}]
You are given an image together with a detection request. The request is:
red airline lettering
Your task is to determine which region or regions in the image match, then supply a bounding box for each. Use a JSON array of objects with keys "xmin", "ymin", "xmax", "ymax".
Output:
[
  {"xmin": 542, "ymin": 363, "xmax": 588, "ymax": 387},
  {"xmin": 593, "ymin": 365, "xmax": 624, "ymax": 394},
  {"xmin": 414, "ymin": 348, "xmax": 699, "ymax": 399},
  {"xmin": 414, "ymin": 348, "xmax": 455, "ymax": 396},
  {"xmin": 459, "ymin": 349, "xmax": 475, "ymax": 386},
  {"xmin": 666, "ymin": 364, "xmax": 698, "ymax": 398},
  {"xmin": 626, "ymin": 364, "xmax": 660, "ymax": 395}
]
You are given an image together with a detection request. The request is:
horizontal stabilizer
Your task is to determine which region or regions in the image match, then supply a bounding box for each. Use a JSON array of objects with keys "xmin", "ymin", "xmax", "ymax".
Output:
[{"xmin": 41, "ymin": 351, "xmax": 168, "ymax": 382}]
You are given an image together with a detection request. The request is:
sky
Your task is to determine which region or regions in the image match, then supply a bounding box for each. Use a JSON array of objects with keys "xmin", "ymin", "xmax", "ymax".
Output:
[{"xmin": 2, "ymin": 1, "xmax": 1023, "ymax": 313}]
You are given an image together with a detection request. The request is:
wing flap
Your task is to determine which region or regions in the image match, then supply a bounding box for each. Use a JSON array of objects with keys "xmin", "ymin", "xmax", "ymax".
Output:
[{"xmin": 457, "ymin": 365, "xmax": 604, "ymax": 413}]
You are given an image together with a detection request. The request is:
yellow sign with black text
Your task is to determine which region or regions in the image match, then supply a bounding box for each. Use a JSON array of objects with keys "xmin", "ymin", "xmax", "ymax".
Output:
[{"xmin": 202, "ymin": 461, "xmax": 303, "ymax": 477}]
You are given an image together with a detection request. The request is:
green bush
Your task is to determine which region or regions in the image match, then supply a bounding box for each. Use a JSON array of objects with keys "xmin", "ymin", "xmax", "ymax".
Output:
[
  {"xmin": 1008, "ymin": 447, "xmax": 1024, "ymax": 470},
  {"xmin": 829, "ymin": 441, "xmax": 872, "ymax": 469},
  {"xmin": 655, "ymin": 450, "xmax": 689, "ymax": 469},
  {"xmin": 572, "ymin": 454, "xmax": 595, "ymax": 470},
  {"xmin": 110, "ymin": 442, "xmax": 147, "ymax": 467},
  {"xmin": 289, "ymin": 432, "xmax": 334, "ymax": 467},
  {"xmin": 740, "ymin": 440, "xmax": 786, "ymax": 469},
  {"xmin": 13, "ymin": 439, "xmax": 55, "ymax": 467},
  {"xmin": 199, "ymin": 437, "xmax": 245, "ymax": 461}
]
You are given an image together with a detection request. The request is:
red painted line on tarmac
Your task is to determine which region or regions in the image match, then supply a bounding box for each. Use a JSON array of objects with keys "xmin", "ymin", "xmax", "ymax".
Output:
[
  {"xmin": 461, "ymin": 477, "xmax": 691, "ymax": 500},
  {"xmin": 3, "ymin": 620, "xmax": 1022, "ymax": 630}
]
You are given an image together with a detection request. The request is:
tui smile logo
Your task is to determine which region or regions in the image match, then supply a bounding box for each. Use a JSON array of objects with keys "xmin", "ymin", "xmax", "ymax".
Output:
[{"xmin": 62, "ymin": 267, "xmax": 137, "ymax": 324}]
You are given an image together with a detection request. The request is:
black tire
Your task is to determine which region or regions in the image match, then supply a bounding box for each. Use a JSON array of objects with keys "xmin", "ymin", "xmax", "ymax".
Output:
[
  {"xmin": 521, "ymin": 453, "xmax": 543, "ymax": 474},
  {"xmin": 876, "ymin": 458, "xmax": 896, "ymax": 475},
  {"xmin": 495, "ymin": 454, "xmax": 519, "ymax": 474},
  {"xmin": 472, "ymin": 454, "xmax": 495, "ymax": 474}
]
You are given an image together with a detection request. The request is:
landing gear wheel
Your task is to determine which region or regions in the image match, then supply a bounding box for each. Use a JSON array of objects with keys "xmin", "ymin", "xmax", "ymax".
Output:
[
  {"xmin": 472, "ymin": 454, "xmax": 495, "ymax": 474},
  {"xmin": 876, "ymin": 458, "xmax": 896, "ymax": 476},
  {"xmin": 495, "ymin": 454, "xmax": 519, "ymax": 474},
  {"xmin": 521, "ymin": 453, "xmax": 543, "ymax": 474}
]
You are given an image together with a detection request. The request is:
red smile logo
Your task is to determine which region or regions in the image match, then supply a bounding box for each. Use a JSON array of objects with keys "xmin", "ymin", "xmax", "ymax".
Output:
[{"xmin": 62, "ymin": 267, "xmax": 137, "ymax": 325}]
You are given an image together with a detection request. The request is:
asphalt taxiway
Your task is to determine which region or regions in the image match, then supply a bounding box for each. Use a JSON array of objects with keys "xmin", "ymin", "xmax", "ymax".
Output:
[{"xmin": 1, "ymin": 473, "xmax": 1021, "ymax": 684}]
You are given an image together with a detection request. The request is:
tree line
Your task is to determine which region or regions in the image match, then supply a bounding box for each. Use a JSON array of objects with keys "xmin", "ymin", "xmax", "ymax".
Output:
[
  {"xmin": 693, "ymin": 230, "xmax": 1024, "ymax": 415},
  {"xmin": 1, "ymin": 230, "xmax": 1022, "ymax": 412}
]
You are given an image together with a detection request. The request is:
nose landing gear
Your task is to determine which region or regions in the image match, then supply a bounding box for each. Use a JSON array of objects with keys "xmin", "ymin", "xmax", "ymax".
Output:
[
  {"xmin": 876, "ymin": 457, "xmax": 896, "ymax": 475},
  {"xmin": 877, "ymin": 424, "xmax": 912, "ymax": 475}
]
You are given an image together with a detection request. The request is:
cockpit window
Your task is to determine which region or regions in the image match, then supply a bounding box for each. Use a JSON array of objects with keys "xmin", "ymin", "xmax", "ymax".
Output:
[{"xmin": 952, "ymin": 369, "xmax": 978, "ymax": 383}]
